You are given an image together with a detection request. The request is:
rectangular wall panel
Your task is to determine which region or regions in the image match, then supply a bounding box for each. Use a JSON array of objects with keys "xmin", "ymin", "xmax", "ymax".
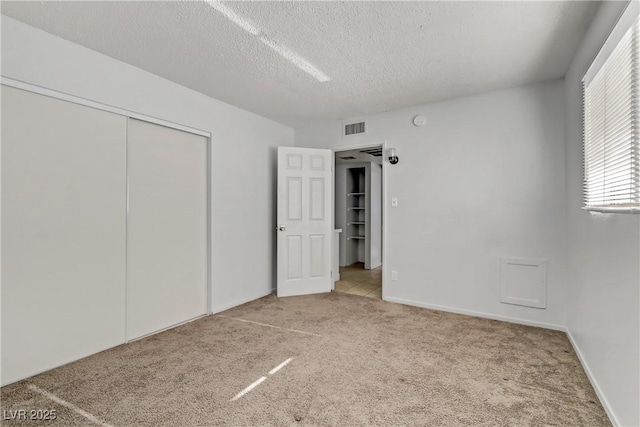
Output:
[
  {"xmin": 500, "ymin": 257, "xmax": 547, "ymax": 309},
  {"xmin": 1, "ymin": 86, "xmax": 127, "ymax": 385},
  {"xmin": 126, "ymin": 119, "xmax": 207, "ymax": 341}
]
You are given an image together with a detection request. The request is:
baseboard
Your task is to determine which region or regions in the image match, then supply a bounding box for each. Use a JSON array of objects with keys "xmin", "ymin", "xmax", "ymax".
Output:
[
  {"xmin": 1, "ymin": 338, "xmax": 126, "ymax": 387},
  {"xmin": 565, "ymin": 329, "xmax": 619, "ymax": 426},
  {"xmin": 382, "ymin": 296, "xmax": 565, "ymax": 331},
  {"xmin": 211, "ymin": 288, "xmax": 275, "ymax": 314},
  {"xmin": 127, "ymin": 314, "xmax": 208, "ymax": 343},
  {"xmin": 3, "ymin": 291, "xmax": 275, "ymax": 387}
]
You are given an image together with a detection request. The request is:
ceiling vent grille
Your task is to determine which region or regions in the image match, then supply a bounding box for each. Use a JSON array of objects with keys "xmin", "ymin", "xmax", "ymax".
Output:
[{"xmin": 344, "ymin": 121, "xmax": 366, "ymax": 136}]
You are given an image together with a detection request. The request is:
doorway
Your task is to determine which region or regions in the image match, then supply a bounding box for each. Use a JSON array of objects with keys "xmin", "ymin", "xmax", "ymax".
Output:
[{"xmin": 332, "ymin": 145, "xmax": 384, "ymax": 299}]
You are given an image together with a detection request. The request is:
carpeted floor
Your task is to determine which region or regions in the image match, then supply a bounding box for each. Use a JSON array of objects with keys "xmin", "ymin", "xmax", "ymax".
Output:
[{"xmin": 1, "ymin": 292, "xmax": 610, "ymax": 426}]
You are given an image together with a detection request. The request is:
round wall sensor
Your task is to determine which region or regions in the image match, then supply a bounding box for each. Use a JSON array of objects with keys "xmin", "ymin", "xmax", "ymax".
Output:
[{"xmin": 413, "ymin": 115, "xmax": 427, "ymax": 127}]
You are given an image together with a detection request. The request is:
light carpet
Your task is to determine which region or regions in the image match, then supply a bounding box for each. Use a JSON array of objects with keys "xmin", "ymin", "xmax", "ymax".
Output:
[{"xmin": 1, "ymin": 292, "xmax": 610, "ymax": 426}]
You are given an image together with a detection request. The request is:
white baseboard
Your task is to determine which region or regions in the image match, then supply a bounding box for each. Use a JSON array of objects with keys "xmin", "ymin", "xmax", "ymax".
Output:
[
  {"xmin": 383, "ymin": 296, "xmax": 565, "ymax": 331},
  {"xmin": 1, "ymin": 339, "xmax": 125, "ymax": 387},
  {"xmin": 211, "ymin": 288, "xmax": 275, "ymax": 314},
  {"xmin": 127, "ymin": 314, "xmax": 208, "ymax": 343},
  {"xmin": 565, "ymin": 329, "xmax": 619, "ymax": 427}
]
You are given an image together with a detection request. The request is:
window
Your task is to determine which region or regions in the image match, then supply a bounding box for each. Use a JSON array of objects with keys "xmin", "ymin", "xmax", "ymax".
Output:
[{"xmin": 583, "ymin": 14, "xmax": 639, "ymax": 213}]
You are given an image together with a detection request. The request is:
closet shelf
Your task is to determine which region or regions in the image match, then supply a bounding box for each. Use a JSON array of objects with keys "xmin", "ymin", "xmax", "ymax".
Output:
[
  {"xmin": 348, "ymin": 221, "xmax": 365, "ymax": 225},
  {"xmin": 348, "ymin": 207, "xmax": 366, "ymax": 210},
  {"xmin": 348, "ymin": 192, "xmax": 366, "ymax": 196},
  {"xmin": 348, "ymin": 236, "xmax": 366, "ymax": 240}
]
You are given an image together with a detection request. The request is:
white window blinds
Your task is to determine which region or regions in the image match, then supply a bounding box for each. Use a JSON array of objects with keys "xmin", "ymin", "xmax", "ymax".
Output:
[{"xmin": 583, "ymin": 15, "xmax": 639, "ymax": 212}]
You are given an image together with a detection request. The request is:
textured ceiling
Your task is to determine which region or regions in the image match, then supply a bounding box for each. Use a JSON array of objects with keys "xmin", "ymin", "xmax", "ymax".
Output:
[{"xmin": 1, "ymin": 1, "xmax": 599, "ymax": 128}]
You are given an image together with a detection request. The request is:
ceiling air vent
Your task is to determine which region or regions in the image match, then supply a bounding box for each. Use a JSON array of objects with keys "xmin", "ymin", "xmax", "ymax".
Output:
[{"xmin": 344, "ymin": 121, "xmax": 366, "ymax": 136}]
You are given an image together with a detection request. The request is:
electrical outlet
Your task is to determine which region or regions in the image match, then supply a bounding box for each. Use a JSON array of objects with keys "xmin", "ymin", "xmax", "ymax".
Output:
[
  {"xmin": 391, "ymin": 270, "xmax": 398, "ymax": 280},
  {"xmin": 391, "ymin": 197, "xmax": 398, "ymax": 207}
]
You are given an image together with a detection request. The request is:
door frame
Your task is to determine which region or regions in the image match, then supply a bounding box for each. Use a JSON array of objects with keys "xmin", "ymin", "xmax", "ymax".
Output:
[
  {"xmin": 332, "ymin": 141, "xmax": 388, "ymax": 299},
  {"xmin": 1, "ymin": 77, "xmax": 214, "ymax": 317}
]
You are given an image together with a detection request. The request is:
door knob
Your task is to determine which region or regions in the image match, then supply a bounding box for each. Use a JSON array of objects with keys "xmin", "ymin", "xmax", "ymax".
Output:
[{"xmin": 278, "ymin": 225, "xmax": 286, "ymax": 231}]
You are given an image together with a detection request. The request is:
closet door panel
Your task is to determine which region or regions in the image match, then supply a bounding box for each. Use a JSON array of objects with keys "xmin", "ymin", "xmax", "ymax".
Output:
[
  {"xmin": 126, "ymin": 119, "xmax": 207, "ymax": 341},
  {"xmin": 1, "ymin": 86, "xmax": 127, "ymax": 385}
]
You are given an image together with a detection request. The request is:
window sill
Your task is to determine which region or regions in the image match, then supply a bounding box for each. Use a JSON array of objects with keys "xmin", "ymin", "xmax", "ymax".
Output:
[{"xmin": 583, "ymin": 207, "xmax": 640, "ymax": 214}]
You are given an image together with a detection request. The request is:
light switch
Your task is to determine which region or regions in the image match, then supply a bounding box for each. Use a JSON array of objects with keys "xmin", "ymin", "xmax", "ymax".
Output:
[{"xmin": 391, "ymin": 197, "xmax": 398, "ymax": 207}]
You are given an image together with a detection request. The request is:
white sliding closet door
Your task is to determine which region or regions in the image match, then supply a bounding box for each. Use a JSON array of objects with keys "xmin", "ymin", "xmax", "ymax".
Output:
[
  {"xmin": 126, "ymin": 119, "xmax": 207, "ymax": 341},
  {"xmin": 1, "ymin": 86, "xmax": 127, "ymax": 386}
]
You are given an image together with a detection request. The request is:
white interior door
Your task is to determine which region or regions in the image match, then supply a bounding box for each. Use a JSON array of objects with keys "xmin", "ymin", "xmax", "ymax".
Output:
[
  {"xmin": 277, "ymin": 147, "xmax": 332, "ymax": 297},
  {"xmin": 126, "ymin": 118, "xmax": 208, "ymax": 341},
  {"xmin": 1, "ymin": 86, "xmax": 127, "ymax": 385}
]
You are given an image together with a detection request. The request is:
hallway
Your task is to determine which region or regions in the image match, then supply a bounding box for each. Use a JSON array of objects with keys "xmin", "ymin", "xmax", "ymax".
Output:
[{"xmin": 334, "ymin": 263, "xmax": 382, "ymax": 299}]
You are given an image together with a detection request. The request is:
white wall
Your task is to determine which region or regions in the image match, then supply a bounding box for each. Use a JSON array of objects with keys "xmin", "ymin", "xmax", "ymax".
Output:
[
  {"xmin": 369, "ymin": 162, "xmax": 382, "ymax": 269},
  {"xmin": 1, "ymin": 16, "xmax": 294, "ymax": 314},
  {"xmin": 564, "ymin": 2, "xmax": 639, "ymax": 426},
  {"xmin": 297, "ymin": 79, "xmax": 567, "ymax": 329}
]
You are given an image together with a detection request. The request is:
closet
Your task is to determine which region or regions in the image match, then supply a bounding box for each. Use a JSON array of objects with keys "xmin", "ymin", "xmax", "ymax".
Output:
[
  {"xmin": 347, "ymin": 167, "xmax": 367, "ymax": 264},
  {"xmin": 335, "ymin": 162, "xmax": 382, "ymax": 269},
  {"xmin": 126, "ymin": 119, "xmax": 207, "ymax": 340},
  {"xmin": 1, "ymin": 86, "xmax": 208, "ymax": 385}
]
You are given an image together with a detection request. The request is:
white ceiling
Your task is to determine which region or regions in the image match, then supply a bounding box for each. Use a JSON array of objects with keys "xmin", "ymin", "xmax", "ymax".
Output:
[{"xmin": 1, "ymin": 1, "xmax": 599, "ymax": 128}]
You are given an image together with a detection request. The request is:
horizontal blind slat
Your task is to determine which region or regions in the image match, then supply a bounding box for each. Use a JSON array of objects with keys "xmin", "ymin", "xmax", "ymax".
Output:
[{"xmin": 583, "ymin": 15, "xmax": 639, "ymax": 210}]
